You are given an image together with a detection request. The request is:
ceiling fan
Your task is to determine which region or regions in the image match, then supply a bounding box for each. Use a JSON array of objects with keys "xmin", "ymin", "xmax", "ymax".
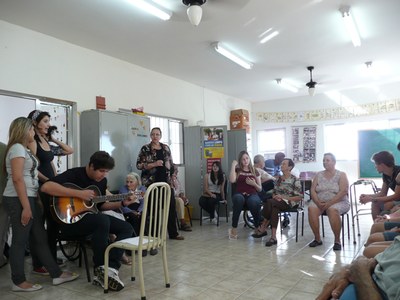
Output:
[
  {"xmin": 181, "ymin": 0, "xmax": 250, "ymax": 26},
  {"xmin": 182, "ymin": 0, "xmax": 206, "ymax": 26},
  {"xmin": 306, "ymin": 66, "xmax": 317, "ymax": 96}
]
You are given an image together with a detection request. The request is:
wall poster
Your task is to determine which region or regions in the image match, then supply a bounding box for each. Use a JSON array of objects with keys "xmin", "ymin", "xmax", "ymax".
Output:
[
  {"xmin": 292, "ymin": 126, "xmax": 317, "ymax": 163},
  {"xmin": 203, "ymin": 127, "xmax": 224, "ymax": 158}
]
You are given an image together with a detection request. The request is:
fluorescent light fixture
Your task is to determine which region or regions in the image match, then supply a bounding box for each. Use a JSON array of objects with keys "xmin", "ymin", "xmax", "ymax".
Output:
[
  {"xmin": 127, "ymin": 0, "xmax": 172, "ymax": 21},
  {"xmin": 213, "ymin": 42, "xmax": 253, "ymax": 70},
  {"xmin": 339, "ymin": 5, "xmax": 361, "ymax": 47},
  {"xmin": 260, "ymin": 30, "xmax": 279, "ymax": 44},
  {"xmin": 276, "ymin": 78, "xmax": 298, "ymax": 93}
]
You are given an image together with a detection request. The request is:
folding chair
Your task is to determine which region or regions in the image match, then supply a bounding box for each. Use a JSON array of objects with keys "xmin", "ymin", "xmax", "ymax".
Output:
[{"xmin": 278, "ymin": 197, "xmax": 305, "ymax": 242}]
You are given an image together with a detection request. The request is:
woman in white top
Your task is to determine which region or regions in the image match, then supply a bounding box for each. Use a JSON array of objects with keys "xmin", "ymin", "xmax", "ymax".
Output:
[
  {"xmin": 199, "ymin": 161, "xmax": 226, "ymax": 221},
  {"xmin": 2, "ymin": 117, "xmax": 78, "ymax": 292}
]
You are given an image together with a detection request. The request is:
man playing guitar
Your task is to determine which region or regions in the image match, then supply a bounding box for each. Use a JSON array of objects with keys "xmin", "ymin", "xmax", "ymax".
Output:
[{"xmin": 41, "ymin": 151, "xmax": 135, "ymax": 291}]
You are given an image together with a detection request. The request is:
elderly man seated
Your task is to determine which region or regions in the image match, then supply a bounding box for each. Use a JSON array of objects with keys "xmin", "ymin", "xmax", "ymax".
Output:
[
  {"xmin": 253, "ymin": 154, "xmax": 275, "ymax": 199},
  {"xmin": 316, "ymin": 235, "xmax": 400, "ymax": 300}
]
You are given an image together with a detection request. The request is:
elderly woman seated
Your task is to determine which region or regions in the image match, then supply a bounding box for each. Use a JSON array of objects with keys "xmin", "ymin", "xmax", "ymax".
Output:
[
  {"xmin": 252, "ymin": 158, "xmax": 302, "ymax": 246},
  {"xmin": 308, "ymin": 153, "xmax": 350, "ymax": 251}
]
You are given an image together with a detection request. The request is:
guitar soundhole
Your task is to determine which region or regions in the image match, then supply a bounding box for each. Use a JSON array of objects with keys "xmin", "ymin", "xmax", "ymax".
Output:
[{"xmin": 84, "ymin": 200, "xmax": 94, "ymax": 209}]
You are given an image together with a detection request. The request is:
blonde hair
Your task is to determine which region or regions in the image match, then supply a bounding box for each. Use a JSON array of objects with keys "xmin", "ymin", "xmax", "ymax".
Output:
[
  {"xmin": 7, "ymin": 117, "xmax": 32, "ymax": 146},
  {"xmin": 238, "ymin": 150, "xmax": 257, "ymax": 176},
  {"xmin": 3, "ymin": 117, "xmax": 33, "ymax": 173},
  {"xmin": 126, "ymin": 172, "xmax": 142, "ymax": 187}
]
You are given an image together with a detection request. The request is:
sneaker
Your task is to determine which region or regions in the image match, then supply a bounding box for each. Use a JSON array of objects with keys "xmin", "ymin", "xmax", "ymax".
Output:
[
  {"xmin": 92, "ymin": 276, "xmax": 104, "ymax": 288},
  {"xmin": 94, "ymin": 266, "xmax": 124, "ymax": 291},
  {"xmin": 32, "ymin": 267, "xmax": 49, "ymax": 276}
]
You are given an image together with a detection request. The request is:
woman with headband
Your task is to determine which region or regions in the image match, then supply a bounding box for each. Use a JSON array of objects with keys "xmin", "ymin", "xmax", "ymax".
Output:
[{"xmin": 27, "ymin": 110, "xmax": 73, "ymax": 274}]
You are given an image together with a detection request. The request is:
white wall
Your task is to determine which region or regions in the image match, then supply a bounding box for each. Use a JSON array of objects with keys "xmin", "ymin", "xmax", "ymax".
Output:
[
  {"xmin": 251, "ymin": 93, "xmax": 400, "ymax": 184},
  {"xmin": 0, "ymin": 20, "xmax": 250, "ymax": 128}
]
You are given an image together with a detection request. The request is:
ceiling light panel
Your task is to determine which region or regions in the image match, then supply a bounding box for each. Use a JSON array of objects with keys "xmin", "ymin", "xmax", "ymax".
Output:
[
  {"xmin": 339, "ymin": 5, "xmax": 361, "ymax": 47},
  {"xmin": 213, "ymin": 42, "xmax": 253, "ymax": 70},
  {"xmin": 260, "ymin": 30, "xmax": 279, "ymax": 44}
]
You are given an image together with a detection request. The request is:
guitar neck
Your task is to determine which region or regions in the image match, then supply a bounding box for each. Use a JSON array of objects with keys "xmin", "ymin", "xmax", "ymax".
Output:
[{"xmin": 92, "ymin": 191, "xmax": 142, "ymax": 204}]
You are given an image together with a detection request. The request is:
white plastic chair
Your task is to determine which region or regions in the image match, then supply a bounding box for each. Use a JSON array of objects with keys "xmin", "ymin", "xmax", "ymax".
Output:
[{"xmin": 103, "ymin": 182, "xmax": 171, "ymax": 299}]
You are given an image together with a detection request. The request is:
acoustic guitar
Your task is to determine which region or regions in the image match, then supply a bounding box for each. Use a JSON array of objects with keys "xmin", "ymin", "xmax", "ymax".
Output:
[{"xmin": 51, "ymin": 182, "xmax": 139, "ymax": 224}]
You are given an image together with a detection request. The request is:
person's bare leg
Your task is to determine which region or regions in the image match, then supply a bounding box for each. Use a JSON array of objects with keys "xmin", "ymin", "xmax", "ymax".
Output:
[
  {"xmin": 326, "ymin": 207, "xmax": 341, "ymax": 244},
  {"xmin": 363, "ymin": 241, "xmax": 392, "ymax": 258},
  {"xmin": 365, "ymin": 232, "xmax": 385, "ymax": 246},
  {"xmin": 308, "ymin": 206, "xmax": 321, "ymax": 241},
  {"xmin": 370, "ymin": 222, "xmax": 385, "ymax": 235},
  {"xmin": 371, "ymin": 202, "xmax": 381, "ymax": 221}
]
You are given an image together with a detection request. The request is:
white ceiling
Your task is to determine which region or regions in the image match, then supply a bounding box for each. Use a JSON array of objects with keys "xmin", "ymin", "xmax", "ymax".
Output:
[{"xmin": 1, "ymin": 0, "xmax": 400, "ymax": 103}]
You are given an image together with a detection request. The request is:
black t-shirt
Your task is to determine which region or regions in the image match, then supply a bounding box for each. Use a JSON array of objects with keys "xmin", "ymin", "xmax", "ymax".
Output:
[
  {"xmin": 49, "ymin": 167, "xmax": 108, "ymax": 208},
  {"xmin": 383, "ymin": 165, "xmax": 400, "ymax": 192}
]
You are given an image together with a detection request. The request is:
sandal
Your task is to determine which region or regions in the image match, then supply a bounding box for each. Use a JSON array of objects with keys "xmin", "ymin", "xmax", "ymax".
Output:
[
  {"xmin": 265, "ymin": 238, "xmax": 277, "ymax": 247},
  {"xmin": 251, "ymin": 227, "xmax": 268, "ymax": 238},
  {"xmin": 333, "ymin": 243, "xmax": 342, "ymax": 251},
  {"xmin": 181, "ymin": 223, "xmax": 192, "ymax": 232},
  {"xmin": 228, "ymin": 228, "xmax": 238, "ymax": 240},
  {"xmin": 309, "ymin": 240, "xmax": 323, "ymax": 247}
]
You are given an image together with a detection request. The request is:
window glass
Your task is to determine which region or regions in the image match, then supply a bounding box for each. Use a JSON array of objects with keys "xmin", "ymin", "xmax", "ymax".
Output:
[
  {"xmin": 324, "ymin": 119, "xmax": 400, "ymax": 160},
  {"xmin": 149, "ymin": 116, "xmax": 184, "ymax": 164},
  {"xmin": 257, "ymin": 128, "xmax": 286, "ymax": 159}
]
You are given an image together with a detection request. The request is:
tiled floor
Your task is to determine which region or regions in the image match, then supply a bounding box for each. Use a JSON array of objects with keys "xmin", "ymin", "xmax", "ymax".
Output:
[{"xmin": 0, "ymin": 204, "xmax": 373, "ymax": 300}]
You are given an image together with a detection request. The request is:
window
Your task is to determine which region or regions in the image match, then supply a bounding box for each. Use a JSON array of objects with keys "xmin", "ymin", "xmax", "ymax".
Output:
[
  {"xmin": 149, "ymin": 116, "xmax": 184, "ymax": 164},
  {"xmin": 324, "ymin": 119, "xmax": 400, "ymax": 160},
  {"xmin": 257, "ymin": 128, "xmax": 286, "ymax": 159}
]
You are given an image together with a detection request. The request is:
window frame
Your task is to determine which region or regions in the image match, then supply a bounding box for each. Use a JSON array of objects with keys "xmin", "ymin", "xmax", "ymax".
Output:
[{"xmin": 148, "ymin": 115, "xmax": 184, "ymax": 165}]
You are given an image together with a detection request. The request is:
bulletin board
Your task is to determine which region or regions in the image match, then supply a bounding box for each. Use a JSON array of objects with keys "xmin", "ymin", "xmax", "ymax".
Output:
[
  {"xmin": 358, "ymin": 128, "xmax": 400, "ymax": 178},
  {"xmin": 292, "ymin": 125, "xmax": 317, "ymax": 163}
]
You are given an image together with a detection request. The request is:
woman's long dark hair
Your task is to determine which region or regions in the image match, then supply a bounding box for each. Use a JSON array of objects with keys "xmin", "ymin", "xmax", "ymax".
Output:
[{"xmin": 210, "ymin": 161, "xmax": 224, "ymax": 185}]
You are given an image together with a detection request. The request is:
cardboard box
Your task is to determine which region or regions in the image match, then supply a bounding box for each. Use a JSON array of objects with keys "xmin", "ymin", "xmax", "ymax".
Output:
[
  {"xmin": 96, "ymin": 96, "xmax": 106, "ymax": 110},
  {"xmin": 230, "ymin": 109, "xmax": 250, "ymax": 133}
]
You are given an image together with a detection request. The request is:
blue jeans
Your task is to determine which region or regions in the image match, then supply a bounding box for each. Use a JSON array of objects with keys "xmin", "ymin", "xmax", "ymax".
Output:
[
  {"xmin": 3, "ymin": 196, "xmax": 62, "ymax": 285},
  {"xmin": 231, "ymin": 193, "xmax": 261, "ymax": 228}
]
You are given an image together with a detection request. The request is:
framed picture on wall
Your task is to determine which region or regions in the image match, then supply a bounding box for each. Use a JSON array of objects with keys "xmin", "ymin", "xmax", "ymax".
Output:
[{"xmin": 292, "ymin": 125, "xmax": 317, "ymax": 163}]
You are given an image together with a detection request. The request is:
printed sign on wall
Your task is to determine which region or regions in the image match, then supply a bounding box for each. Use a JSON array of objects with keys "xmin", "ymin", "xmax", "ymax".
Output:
[{"xmin": 203, "ymin": 127, "xmax": 225, "ymax": 158}]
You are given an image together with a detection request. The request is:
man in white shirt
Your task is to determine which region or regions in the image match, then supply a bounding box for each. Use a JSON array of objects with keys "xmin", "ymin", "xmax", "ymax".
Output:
[{"xmin": 253, "ymin": 155, "xmax": 275, "ymax": 199}]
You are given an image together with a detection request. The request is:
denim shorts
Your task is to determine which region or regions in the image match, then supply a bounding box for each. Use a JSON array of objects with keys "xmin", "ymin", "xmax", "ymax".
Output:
[{"xmin": 383, "ymin": 222, "xmax": 400, "ymax": 241}]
